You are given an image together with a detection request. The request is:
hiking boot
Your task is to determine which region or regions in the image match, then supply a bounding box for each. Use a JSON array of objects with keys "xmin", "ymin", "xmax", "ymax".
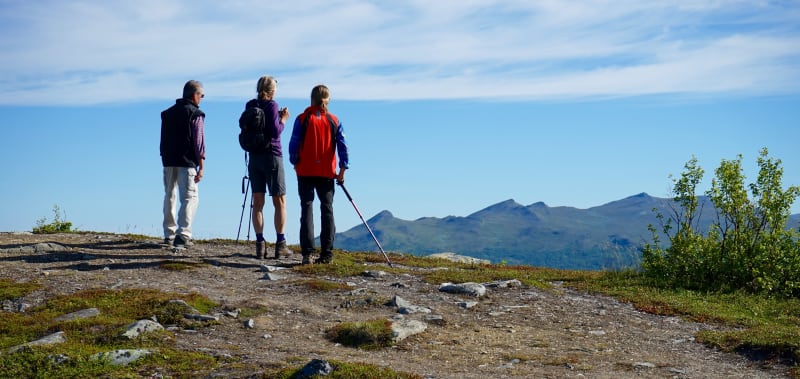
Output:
[
  {"xmin": 301, "ymin": 254, "xmax": 312, "ymax": 265},
  {"xmin": 173, "ymin": 235, "xmax": 193, "ymax": 248},
  {"xmin": 315, "ymin": 252, "xmax": 333, "ymax": 264},
  {"xmin": 255, "ymin": 242, "xmax": 264, "ymax": 259},
  {"xmin": 162, "ymin": 238, "xmax": 174, "ymax": 247},
  {"xmin": 273, "ymin": 240, "xmax": 289, "ymax": 259}
]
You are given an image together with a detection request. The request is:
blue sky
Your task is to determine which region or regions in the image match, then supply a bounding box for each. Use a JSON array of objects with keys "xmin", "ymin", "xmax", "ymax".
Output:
[{"xmin": 1, "ymin": 1, "xmax": 799, "ymax": 243}]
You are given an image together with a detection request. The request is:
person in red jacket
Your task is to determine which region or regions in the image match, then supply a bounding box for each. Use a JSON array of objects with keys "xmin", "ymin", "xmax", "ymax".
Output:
[{"xmin": 288, "ymin": 84, "xmax": 349, "ymax": 264}]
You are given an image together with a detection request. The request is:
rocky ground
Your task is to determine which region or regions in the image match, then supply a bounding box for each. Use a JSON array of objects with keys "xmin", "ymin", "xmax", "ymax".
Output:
[{"xmin": 0, "ymin": 232, "xmax": 793, "ymax": 378}]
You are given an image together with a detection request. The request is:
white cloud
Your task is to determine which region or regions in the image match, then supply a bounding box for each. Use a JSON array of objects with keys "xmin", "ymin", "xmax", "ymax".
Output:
[{"xmin": 0, "ymin": 0, "xmax": 798, "ymax": 105}]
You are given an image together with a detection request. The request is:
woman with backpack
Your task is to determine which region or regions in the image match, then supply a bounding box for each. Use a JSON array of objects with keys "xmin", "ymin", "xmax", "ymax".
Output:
[{"xmin": 244, "ymin": 76, "xmax": 291, "ymax": 259}]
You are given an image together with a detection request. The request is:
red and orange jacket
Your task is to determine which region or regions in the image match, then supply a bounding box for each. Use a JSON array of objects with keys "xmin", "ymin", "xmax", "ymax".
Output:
[{"xmin": 288, "ymin": 105, "xmax": 349, "ymax": 178}]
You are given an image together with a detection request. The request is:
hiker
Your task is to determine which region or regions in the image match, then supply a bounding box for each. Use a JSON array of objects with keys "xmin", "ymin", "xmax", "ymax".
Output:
[
  {"xmin": 288, "ymin": 84, "xmax": 349, "ymax": 264},
  {"xmin": 244, "ymin": 75, "xmax": 291, "ymax": 259},
  {"xmin": 160, "ymin": 80, "xmax": 206, "ymax": 249}
]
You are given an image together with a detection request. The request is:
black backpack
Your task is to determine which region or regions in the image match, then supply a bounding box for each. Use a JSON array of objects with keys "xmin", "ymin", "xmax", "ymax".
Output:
[{"xmin": 238, "ymin": 103, "xmax": 271, "ymax": 153}]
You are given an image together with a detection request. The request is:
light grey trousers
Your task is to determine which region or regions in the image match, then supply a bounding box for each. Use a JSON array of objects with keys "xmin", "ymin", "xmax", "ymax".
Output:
[{"xmin": 162, "ymin": 166, "xmax": 198, "ymax": 240}]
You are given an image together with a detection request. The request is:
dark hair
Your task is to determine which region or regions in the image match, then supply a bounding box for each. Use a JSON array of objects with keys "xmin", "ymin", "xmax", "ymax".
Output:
[
  {"xmin": 182, "ymin": 80, "xmax": 203, "ymax": 99},
  {"xmin": 310, "ymin": 85, "xmax": 330, "ymax": 107}
]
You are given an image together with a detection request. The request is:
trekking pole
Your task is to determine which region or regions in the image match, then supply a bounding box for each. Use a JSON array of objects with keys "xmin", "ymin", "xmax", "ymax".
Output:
[
  {"xmin": 236, "ymin": 152, "xmax": 252, "ymax": 242},
  {"xmin": 337, "ymin": 182, "xmax": 393, "ymax": 267},
  {"xmin": 236, "ymin": 175, "xmax": 250, "ymax": 242}
]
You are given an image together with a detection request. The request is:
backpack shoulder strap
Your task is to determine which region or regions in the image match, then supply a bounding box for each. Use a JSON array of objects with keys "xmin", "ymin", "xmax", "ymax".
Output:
[
  {"xmin": 298, "ymin": 111, "xmax": 339, "ymax": 146},
  {"xmin": 325, "ymin": 113, "xmax": 338, "ymax": 140}
]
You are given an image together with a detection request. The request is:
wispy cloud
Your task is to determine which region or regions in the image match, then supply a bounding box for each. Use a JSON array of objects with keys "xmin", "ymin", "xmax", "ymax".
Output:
[{"xmin": 1, "ymin": 0, "xmax": 798, "ymax": 105}]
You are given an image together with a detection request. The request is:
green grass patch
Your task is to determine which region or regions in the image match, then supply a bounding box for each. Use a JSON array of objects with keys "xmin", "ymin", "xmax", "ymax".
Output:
[
  {"xmin": 237, "ymin": 304, "xmax": 270, "ymax": 319},
  {"xmin": 292, "ymin": 249, "xmax": 598, "ymax": 291},
  {"xmin": 292, "ymin": 249, "xmax": 385, "ymax": 277},
  {"xmin": 574, "ymin": 270, "xmax": 800, "ymax": 368},
  {"xmin": 0, "ymin": 287, "xmax": 221, "ymax": 378},
  {"xmin": 0, "ymin": 278, "xmax": 42, "ymax": 301},
  {"xmin": 266, "ymin": 359, "xmax": 422, "ymax": 379},
  {"xmin": 299, "ymin": 278, "xmax": 352, "ymax": 292},
  {"xmin": 0, "ymin": 345, "xmax": 220, "ymax": 379},
  {"xmin": 418, "ymin": 263, "xmax": 597, "ymax": 289},
  {"xmin": 325, "ymin": 319, "xmax": 394, "ymax": 350}
]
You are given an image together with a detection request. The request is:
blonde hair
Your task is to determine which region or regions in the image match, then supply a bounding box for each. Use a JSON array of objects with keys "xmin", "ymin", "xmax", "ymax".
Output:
[{"xmin": 256, "ymin": 76, "xmax": 277, "ymax": 100}]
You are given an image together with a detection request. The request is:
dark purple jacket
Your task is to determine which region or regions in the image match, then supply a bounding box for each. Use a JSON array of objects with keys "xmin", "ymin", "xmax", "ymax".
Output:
[{"xmin": 245, "ymin": 98, "xmax": 284, "ymax": 157}]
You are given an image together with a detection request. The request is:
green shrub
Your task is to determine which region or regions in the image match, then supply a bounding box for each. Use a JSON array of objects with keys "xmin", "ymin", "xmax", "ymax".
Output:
[
  {"xmin": 32, "ymin": 205, "xmax": 73, "ymax": 234},
  {"xmin": 643, "ymin": 148, "xmax": 800, "ymax": 297}
]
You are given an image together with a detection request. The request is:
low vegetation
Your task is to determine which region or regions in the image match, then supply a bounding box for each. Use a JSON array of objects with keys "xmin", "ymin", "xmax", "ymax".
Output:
[
  {"xmin": 267, "ymin": 359, "xmax": 422, "ymax": 379},
  {"xmin": 2, "ymin": 243, "xmax": 798, "ymax": 376},
  {"xmin": 298, "ymin": 278, "xmax": 353, "ymax": 292},
  {"xmin": 324, "ymin": 319, "xmax": 395, "ymax": 349},
  {"xmin": 296, "ymin": 252, "xmax": 800, "ymax": 372},
  {"xmin": 32, "ymin": 205, "xmax": 73, "ymax": 234},
  {"xmin": 0, "ymin": 286, "xmax": 219, "ymax": 378},
  {"xmin": 643, "ymin": 148, "xmax": 800, "ymax": 297}
]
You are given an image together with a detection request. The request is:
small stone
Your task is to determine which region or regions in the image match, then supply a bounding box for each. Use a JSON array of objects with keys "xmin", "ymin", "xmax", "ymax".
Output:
[
  {"xmin": 439, "ymin": 282, "xmax": 486, "ymax": 297},
  {"xmin": 299, "ymin": 359, "xmax": 333, "ymax": 377},
  {"xmin": 261, "ymin": 272, "xmax": 282, "ymax": 281},
  {"xmin": 424, "ymin": 314, "xmax": 446, "ymax": 326},
  {"xmin": 458, "ymin": 301, "xmax": 479, "ymax": 309},
  {"xmin": 362, "ymin": 270, "xmax": 387, "ymax": 278},
  {"xmin": 224, "ymin": 309, "xmax": 241, "ymax": 318},
  {"xmin": 93, "ymin": 349, "xmax": 151, "ymax": 366},
  {"xmin": 121, "ymin": 320, "xmax": 164, "ymax": 339},
  {"xmin": 184, "ymin": 314, "xmax": 219, "ymax": 322},
  {"xmin": 54, "ymin": 308, "xmax": 100, "ymax": 322}
]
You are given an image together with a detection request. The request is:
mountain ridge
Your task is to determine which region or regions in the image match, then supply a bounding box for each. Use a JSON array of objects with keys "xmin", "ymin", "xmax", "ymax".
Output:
[{"xmin": 337, "ymin": 193, "xmax": 800, "ymax": 270}]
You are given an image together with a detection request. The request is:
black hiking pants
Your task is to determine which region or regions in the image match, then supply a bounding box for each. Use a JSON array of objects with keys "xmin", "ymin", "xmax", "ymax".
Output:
[{"xmin": 297, "ymin": 176, "xmax": 335, "ymax": 256}]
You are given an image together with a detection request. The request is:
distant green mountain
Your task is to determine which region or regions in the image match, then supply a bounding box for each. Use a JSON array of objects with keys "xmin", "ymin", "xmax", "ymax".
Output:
[{"xmin": 335, "ymin": 193, "xmax": 800, "ymax": 270}]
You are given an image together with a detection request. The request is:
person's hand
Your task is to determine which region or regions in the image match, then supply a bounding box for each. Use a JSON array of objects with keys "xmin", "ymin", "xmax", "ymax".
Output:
[
  {"xmin": 279, "ymin": 107, "xmax": 290, "ymax": 123},
  {"xmin": 195, "ymin": 168, "xmax": 204, "ymax": 183},
  {"xmin": 335, "ymin": 169, "xmax": 345, "ymax": 185}
]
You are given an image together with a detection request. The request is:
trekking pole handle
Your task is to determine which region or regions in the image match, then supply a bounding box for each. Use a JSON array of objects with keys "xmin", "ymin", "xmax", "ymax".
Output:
[{"xmin": 337, "ymin": 181, "xmax": 353, "ymax": 201}]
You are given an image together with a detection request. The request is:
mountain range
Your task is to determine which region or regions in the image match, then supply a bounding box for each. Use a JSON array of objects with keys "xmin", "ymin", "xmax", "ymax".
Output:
[{"xmin": 334, "ymin": 193, "xmax": 800, "ymax": 270}]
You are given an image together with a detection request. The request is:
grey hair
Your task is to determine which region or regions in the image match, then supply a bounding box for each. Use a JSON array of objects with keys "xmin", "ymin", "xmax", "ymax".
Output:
[
  {"xmin": 257, "ymin": 76, "xmax": 277, "ymax": 100},
  {"xmin": 182, "ymin": 80, "xmax": 203, "ymax": 99}
]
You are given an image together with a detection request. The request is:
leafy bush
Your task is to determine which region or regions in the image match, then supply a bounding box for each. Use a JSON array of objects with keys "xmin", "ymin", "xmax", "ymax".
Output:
[
  {"xmin": 32, "ymin": 205, "xmax": 73, "ymax": 234},
  {"xmin": 643, "ymin": 148, "xmax": 800, "ymax": 297}
]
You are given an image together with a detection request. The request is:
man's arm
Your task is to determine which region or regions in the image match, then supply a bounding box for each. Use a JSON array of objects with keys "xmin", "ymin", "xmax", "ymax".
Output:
[
  {"xmin": 288, "ymin": 116, "xmax": 303, "ymax": 165},
  {"xmin": 335, "ymin": 121, "xmax": 349, "ymax": 170},
  {"xmin": 192, "ymin": 115, "xmax": 205, "ymax": 182}
]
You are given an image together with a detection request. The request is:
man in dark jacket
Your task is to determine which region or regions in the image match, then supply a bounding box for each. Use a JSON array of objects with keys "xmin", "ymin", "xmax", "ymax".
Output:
[{"xmin": 160, "ymin": 80, "xmax": 206, "ymax": 249}]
